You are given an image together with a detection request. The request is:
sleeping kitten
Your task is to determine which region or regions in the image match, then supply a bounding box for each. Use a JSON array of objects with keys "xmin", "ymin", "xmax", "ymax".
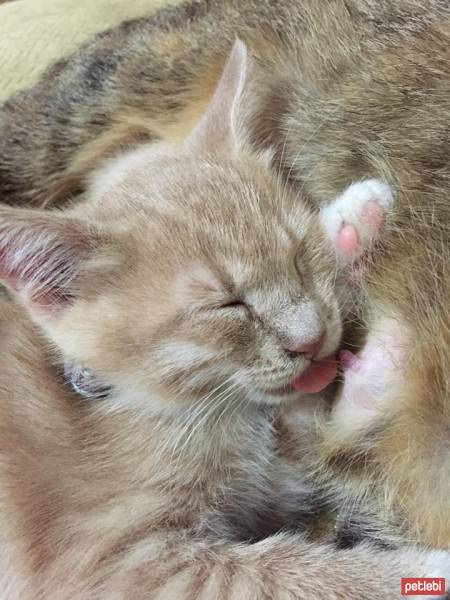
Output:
[
  {"xmin": 0, "ymin": 41, "xmax": 448, "ymax": 600},
  {"xmin": 1, "ymin": 0, "xmax": 449, "ymax": 549}
]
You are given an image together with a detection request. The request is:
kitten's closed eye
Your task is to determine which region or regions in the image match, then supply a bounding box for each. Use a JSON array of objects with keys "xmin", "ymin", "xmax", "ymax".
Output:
[{"xmin": 218, "ymin": 299, "xmax": 248, "ymax": 310}]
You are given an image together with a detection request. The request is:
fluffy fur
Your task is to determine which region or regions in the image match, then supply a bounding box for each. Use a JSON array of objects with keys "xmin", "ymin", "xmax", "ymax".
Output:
[
  {"xmin": 1, "ymin": 42, "xmax": 449, "ymax": 599},
  {"xmin": 2, "ymin": 298, "xmax": 449, "ymax": 599},
  {"xmin": 0, "ymin": 0, "xmax": 449, "ymax": 559}
]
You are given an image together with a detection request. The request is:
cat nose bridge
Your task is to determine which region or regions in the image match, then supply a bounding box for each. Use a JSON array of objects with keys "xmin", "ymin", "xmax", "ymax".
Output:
[{"xmin": 275, "ymin": 301, "xmax": 324, "ymax": 357}]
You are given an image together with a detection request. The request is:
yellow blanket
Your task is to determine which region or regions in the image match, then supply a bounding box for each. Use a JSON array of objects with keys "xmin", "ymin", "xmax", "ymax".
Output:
[{"xmin": 0, "ymin": 0, "xmax": 181, "ymax": 103}]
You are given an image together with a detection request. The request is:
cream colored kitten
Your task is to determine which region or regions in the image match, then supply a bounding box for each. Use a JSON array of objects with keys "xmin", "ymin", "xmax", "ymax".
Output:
[{"xmin": 0, "ymin": 42, "xmax": 448, "ymax": 600}]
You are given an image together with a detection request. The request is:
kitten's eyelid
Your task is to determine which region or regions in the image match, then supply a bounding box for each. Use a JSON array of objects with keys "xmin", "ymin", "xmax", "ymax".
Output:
[
  {"xmin": 193, "ymin": 297, "xmax": 248, "ymax": 315},
  {"xmin": 218, "ymin": 299, "xmax": 248, "ymax": 310},
  {"xmin": 213, "ymin": 284, "xmax": 248, "ymax": 311}
]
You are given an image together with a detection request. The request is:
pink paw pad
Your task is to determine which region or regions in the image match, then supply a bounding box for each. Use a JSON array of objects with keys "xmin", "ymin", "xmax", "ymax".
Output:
[
  {"xmin": 337, "ymin": 200, "xmax": 386, "ymax": 259},
  {"xmin": 337, "ymin": 224, "xmax": 360, "ymax": 257},
  {"xmin": 321, "ymin": 179, "xmax": 395, "ymax": 275},
  {"xmin": 361, "ymin": 200, "xmax": 385, "ymax": 236}
]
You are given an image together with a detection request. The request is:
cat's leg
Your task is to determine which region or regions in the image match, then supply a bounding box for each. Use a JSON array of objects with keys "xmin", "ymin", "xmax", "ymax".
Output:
[
  {"xmin": 320, "ymin": 180, "xmax": 403, "ymax": 430},
  {"xmin": 332, "ymin": 315, "xmax": 409, "ymax": 431},
  {"xmin": 60, "ymin": 532, "xmax": 450, "ymax": 600},
  {"xmin": 320, "ymin": 178, "xmax": 395, "ymax": 267},
  {"xmin": 320, "ymin": 181, "xmax": 407, "ymax": 429}
]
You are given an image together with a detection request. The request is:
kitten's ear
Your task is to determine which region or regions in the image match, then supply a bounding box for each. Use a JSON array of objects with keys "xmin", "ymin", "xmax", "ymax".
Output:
[
  {"xmin": 0, "ymin": 208, "xmax": 101, "ymax": 319},
  {"xmin": 185, "ymin": 39, "xmax": 255, "ymax": 152}
]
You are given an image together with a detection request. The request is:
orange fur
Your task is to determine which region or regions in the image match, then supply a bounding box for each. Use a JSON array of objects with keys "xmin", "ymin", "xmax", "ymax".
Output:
[{"xmin": 1, "ymin": 43, "xmax": 449, "ymax": 598}]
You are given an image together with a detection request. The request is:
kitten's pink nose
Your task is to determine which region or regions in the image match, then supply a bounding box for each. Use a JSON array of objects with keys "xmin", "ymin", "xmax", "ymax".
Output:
[{"xmin": 285, "ymin": 333, "xmax": 325, "ymax": 359}]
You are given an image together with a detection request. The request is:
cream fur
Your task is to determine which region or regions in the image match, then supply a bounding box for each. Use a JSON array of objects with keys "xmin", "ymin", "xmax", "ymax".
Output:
[{"xmin": 1, "ymin": 42, "xmax": 448, "ymax": 598}]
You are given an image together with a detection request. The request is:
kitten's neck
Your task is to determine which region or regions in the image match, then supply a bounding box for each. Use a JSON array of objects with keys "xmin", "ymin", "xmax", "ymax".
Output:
[
  {"xmin": 95, "ymin": 389, "xmax": 278, "ymax": 492},
  {"xmin": 151, "ymin": 396, "xmax": 277, "ymax": 477}
]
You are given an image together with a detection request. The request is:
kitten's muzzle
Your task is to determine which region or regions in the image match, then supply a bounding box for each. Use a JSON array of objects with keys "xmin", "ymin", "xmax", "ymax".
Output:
[{"xmin": 284, "ymin": 332, "xmax": 325, "ymax": 360}]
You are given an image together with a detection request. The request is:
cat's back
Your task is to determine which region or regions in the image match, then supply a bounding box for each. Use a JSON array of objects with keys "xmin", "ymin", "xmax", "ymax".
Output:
[{"xmin": 2, "ymin": 0, "xmax": 450, "ymax": 207}]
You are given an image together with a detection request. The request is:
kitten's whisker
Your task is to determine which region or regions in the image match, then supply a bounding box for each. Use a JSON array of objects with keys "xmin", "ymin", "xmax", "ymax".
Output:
[{"xmin": 165, "ymin": 374, "xmax": 242, "ymax": 463}]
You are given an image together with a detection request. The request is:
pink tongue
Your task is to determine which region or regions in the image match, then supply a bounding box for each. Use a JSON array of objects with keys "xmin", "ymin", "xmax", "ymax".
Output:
[{"xmin": 291, "ymin": 357, "xmax": 338, "ymax": 394}]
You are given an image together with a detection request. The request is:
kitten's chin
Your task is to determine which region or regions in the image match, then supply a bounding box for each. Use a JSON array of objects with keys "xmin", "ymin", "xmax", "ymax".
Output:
[{"xmin": 254, "ymin": 388, "xmax": 307, "ymax": 405}]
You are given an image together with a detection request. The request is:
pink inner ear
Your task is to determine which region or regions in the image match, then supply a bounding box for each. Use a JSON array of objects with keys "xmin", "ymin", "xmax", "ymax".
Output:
[
  {"xmin": 0, "ymin": 244, "xmax": 73, "ymax": 306},
  {"xmin": 0, "ymin": 217, "xmax": 94, "ymax": 315}
]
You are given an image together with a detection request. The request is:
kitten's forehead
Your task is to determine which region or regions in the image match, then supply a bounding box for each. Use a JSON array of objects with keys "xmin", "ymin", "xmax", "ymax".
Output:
[
  {"xmin": 91, "ymin": 142, "xmax": 298, "ymax": 218},
  {"xmin": 222, "ymin": 243, "xmax": 295, "ymax": 288},
  {"xmin": 89, "ymin": 143, "xmax": 314, "ymax": 282}
]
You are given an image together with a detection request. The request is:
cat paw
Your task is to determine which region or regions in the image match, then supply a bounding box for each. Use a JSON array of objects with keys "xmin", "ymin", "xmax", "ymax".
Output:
[
  {"xmin": 332, "ymin": 317, "xmax": 407, "ymax": 431},
  {"xmin": 321, "ymin": 179, "xmax": 395, "ymax": 262}
]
